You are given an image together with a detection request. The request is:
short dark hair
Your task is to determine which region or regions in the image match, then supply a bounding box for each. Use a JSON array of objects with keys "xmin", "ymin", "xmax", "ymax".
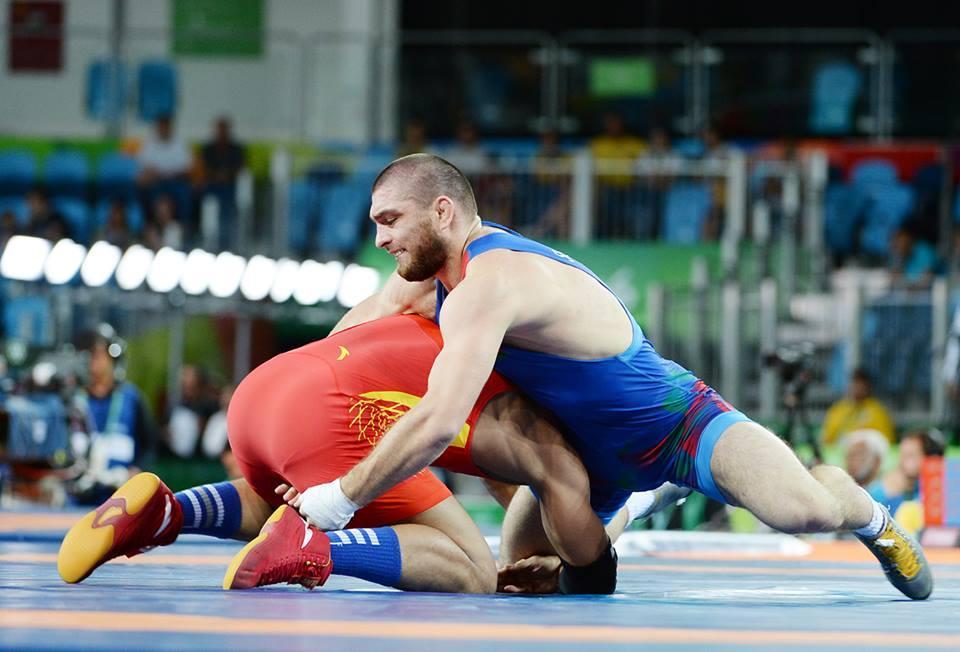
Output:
[
  {"xmin": 851, "ymin": 367, "xmax": 872, "ymax": 385},
  {"xmin": 901, "ymin": 429, "xmax": 946, "ymax": 456},
  {"xmin": 372, "ymin": 153, "xmax": 478, "ymax": 215}
]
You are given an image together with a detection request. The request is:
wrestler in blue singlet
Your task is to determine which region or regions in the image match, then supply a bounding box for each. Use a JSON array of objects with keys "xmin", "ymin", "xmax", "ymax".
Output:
[{"xmin": 436, "ymin": 223, "xmax": 752, "ymax": 521}]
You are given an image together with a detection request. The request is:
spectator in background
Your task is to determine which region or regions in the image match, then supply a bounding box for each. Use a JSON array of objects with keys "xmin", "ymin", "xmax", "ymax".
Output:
[
  {"xmin": 138, "ymin": 115, "xmax": 192, "ymax": 186},
  {"xmin": 164, "ymin": 364, "xmax": 219, "ymax": 459},
  {"xmin": 590, "ymin": 112, "xmax": 646, "ymax": 239},
  {"xmin": 842, "ymin": 429, "xmax": 889, "ymax": 488},
  {"xmin": 397, "ymin": 118, "xmax": 430, "ymax": 157},
  {"xmin": 644, "ymin": 125, "xmax": 675, "ymax": 238},
  {"xmin": 524, "ymin": 129, "xmax": 570, "ymax": 238},
  {"xmin": 943, "ymin": 302, "xmax": 960, "ymax": 438},
  {"xmin": 0, "ymin": 209, "xmax": 20, "ymax": 247},
  {"xmin": 25, "ymin": 188, "xmax": 70, "ymax": 241},
  {"xmin": 96, "ymin": 200, "xmax": 132, "ymax": 249},
  {"xmin": 142, "ymin": 194, "xmax": 183, "ymax": 251},
  {"xmin": 647, "ymin": 126, "xmax": 673, "ymax": 160},
  {"xmin": 868, "ymin": 429, "xmax": 946, "ymax": 515},
  {"xmin": 138, "ymin": 114, "xmax": 193, "ymax": 241},
  {"xmin": 70, "ymin": 324, "xmax": 155, "ymax": 505},
  {"xmin": 889, "ymin": 224, "xmax": 937, "ymax": 290},
  {"xmin": 200, "ymin": 383, "xmax": 233, "ymax": 460},
  {"xmin": 822, "ymin": 367, "xmax": 896, "ymax": 446},
  {"xmin": 443, "ymin": 120, "xmax": 491, "ymax": 174},
  {"xmin": 201, "ymin": 115, "xmax": 245, "ymax": 251},
  {"xmin": 699, "ymin": 124, "xmax": 733, "ymax": 241}
]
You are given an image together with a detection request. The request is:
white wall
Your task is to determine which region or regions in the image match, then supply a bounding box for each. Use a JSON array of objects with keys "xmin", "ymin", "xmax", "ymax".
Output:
[{"xmin": 0, "ymin": 0, "xmax": 397, "ymax": 143}]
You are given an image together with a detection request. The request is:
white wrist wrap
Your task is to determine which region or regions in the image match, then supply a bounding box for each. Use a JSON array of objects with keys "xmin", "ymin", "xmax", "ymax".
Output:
[{"xmin": 299, "ymin": 479, "xmax": 360, "ymax": 531}]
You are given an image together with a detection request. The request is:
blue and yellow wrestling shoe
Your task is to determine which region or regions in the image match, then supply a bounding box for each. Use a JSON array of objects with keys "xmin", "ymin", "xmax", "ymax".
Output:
[
  {"xmin": 855, "ymin": 505, "xmax": 933, "ymax": 600},
  {"xmin": 223, "ymin": 505, "xmax": 333, "ymax": 590},
  {"xmin": 57, "ymin": 472, "xmax": 181, "ymax": 584}
]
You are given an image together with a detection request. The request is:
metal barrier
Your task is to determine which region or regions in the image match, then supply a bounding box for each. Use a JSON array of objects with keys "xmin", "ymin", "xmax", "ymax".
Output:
[{"xmin": 649, "ymin": 268, "xmax": 954, "ymax": 429}]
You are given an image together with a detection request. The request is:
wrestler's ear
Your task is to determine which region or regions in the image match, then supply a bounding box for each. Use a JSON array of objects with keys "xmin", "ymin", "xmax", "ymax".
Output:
[{"xmin": 435, "ymin": 195, "xmax": 455, "ymax": 229}]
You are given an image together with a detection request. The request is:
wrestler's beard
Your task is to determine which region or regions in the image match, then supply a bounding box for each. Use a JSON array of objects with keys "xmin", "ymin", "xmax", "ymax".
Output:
[{"xmin": 397, "ymin": 226, "xmax": 447, "ymax": 282}]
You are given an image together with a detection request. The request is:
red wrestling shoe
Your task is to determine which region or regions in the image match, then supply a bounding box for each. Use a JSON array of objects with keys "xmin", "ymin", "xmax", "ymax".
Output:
[
  {"xmin": 57, "ymin": 472, "xmax": 182, "ymax": 583},
  {"xmin": 223, "ymin": 505, "xmax": 333, "ymax": 590}
]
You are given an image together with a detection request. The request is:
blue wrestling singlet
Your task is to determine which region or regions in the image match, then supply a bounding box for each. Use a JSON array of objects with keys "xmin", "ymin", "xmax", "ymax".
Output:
[{"xmin": 435, "ymin": 223, "xmax": 750, "ymax": 519}]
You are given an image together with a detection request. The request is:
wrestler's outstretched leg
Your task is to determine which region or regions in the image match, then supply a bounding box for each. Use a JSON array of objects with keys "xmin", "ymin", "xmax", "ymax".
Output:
[{"xmin": 710, "ymin": 421, "xmax": 933, "ymax": 600}]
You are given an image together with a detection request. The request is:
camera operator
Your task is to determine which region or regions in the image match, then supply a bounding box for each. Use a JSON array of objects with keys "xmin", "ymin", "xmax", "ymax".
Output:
[{"xmin": 69, "ymin": 325, "xmax": 156, "ymax": 505}]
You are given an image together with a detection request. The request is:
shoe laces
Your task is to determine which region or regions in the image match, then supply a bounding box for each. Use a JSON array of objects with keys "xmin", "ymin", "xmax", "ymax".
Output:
[
  {"xmin": 872, "ymin": 529, "xmax": 921, "ymax": 579},
  {"xmin": 260, "ymin": 553, "xmax": 329, "ymax": 588}
]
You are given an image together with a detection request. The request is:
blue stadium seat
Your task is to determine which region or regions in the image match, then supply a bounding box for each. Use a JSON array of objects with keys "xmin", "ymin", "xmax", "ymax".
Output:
[
  {"xmin": 288, "ymin": 180, "xmax": 321, "ymax": 255},
  {"xmin": 809, "ymin": 61, "xmax": 862, "ymax": 135},
  {"xmin": 44, "ymin": 150, "xmax": 89, "ymax": 199},
  {"xmin": 484, "ymin": 139, "xmax": 541, "ymax": 161},
  {"xmin": 86, "ymin": 59, "xmax": 128, "ymax": 121},
  {"xmin": 354, "ymin": 150, "xmax": 396, "ymax": 189},
  {"xmin": 3, "ymin": 296, "xmax": 54, "ymax": 345},
  {"xmin": 137, "ymin": 60, "xmax": 178, "ymax": 121},
  {"xmin": 823, "ymin": 183, "xmax": 863, "ymax": 256},
  {"xmin": 673, "ymin": 138, "xmax": 705, "ymax": 158},
  {"xmin": 94, "ymin": 199, "xmax": 145, "ymax": 235},
  {"xmin": 0, "ymin": 197, "xmax": 28, "ymax": 226},
  {"xmin": 661, "ymin": 182, "xmax": 711, "ymax": 244},
  {"xmin": 52, "ymin": 198, "xmax": 90, "ymax": 243},
  {"xmin": 859, "ymin": 184, "xmax": 915, "ymax": 257},
  {"xmin": 96, "ymin": 154, "xmax": 139, "ymax": 201},
  {"xmin": 317, "ymin": 182, "xmax": 370, "ymax": 257},
  {"xmin": 0, "ymin": 150, "xmax": 37, "ymax": 197},
  {"xmin": 850, "ymin": 158, "xmax": 898, "ymax": 189}
]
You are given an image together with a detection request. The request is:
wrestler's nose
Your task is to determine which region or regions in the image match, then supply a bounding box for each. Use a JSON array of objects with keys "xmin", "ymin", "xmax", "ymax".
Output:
[{"xmin": 375, "ymin": 225, "xmax": 391, "ymax": 249}]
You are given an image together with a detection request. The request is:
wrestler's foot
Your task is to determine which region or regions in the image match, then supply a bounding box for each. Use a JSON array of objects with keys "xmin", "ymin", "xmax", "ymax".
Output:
[
  {"xmin": 855, "ymin": 505, "xmax": 933, "ymax": 600},
  {"xmin": 628, "ymin": 482, "xmax": 693, "ymax": 522},
  {"xmin": 223, "ymin": 505, "xmax": 333, "ymax": 590},
  {"xmin": 58, "ymin": 472, "xmax": 181, "ymax": 583}
]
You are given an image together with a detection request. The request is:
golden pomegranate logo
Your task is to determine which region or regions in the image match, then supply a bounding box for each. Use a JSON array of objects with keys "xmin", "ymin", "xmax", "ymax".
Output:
[{"xmin": 348, "ymin": 390, "xmax": 469, "ymax": 449}]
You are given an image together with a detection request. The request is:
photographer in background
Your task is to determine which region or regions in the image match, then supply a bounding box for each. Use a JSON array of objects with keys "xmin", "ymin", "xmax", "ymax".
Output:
[
  {"xmin": 69, "ymin": 325, "xmax": 156, "ymax": 505},
  {"xmin": 822, "ymin": 367, "xmax": 895, "ymax": 447}
]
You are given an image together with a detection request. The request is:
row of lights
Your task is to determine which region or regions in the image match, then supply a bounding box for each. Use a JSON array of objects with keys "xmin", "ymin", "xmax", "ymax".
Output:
[{"xmin": 0, "ymin": 236, "xmax": 381, "ymax": 308}]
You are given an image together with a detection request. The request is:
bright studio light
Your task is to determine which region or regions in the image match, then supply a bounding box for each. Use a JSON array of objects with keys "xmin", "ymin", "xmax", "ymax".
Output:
[
  {"xmin": 180, "ymin": 248, "xmax": 217, "ymax": 295},
  {"xmin": 80, "ymin": 241, "xmax": 122, "ymax": 287},
  {"xmin": 115, "ymin": 244, "xmax": 155, "ymax": 290},
  {"xmin": 240, "ymin": 254, "xmax": 277, "ymax": 301},
  {"xmin": 293, "ymin": 260, "xmax": 343, "ymax": 305},
  {"xmin": 209, "ymin": 251, "xmax": 246, "ymax": 298},
  {"xmin": 43, "ymin": 239, "xmax": 87, "ymax": 285},
  {"xmin": 0, "ymin": 235, "xmax": 51, "ymax": 281},
  {"xmin": 337, "ymin": 264, "xmax": 380, "ymax": 308},
  {"xmin": 146, "ymin": 247, "xmax": 187, "ymax": 293},
  {"xmin": 269, "ymin": 258, "xmax": 300, "ymax": 303}
]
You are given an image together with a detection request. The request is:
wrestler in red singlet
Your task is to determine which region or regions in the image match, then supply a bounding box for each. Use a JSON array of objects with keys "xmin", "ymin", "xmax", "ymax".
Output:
[{"xmin": 227, "ymin": 313, "xmax": 512, "ymax": 528}]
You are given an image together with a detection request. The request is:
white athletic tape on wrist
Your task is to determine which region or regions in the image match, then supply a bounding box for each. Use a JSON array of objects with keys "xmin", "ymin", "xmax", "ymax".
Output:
[{"xmin": 299, "ymin": 479, "xmax": 360, "ymax": 531}]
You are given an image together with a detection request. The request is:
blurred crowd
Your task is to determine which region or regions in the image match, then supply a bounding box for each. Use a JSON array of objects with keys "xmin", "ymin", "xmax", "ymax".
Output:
[
  {"xmin": 0, "ymin": 323, "xmax": 238, "ymax": 507},
  {"xmin": 0, "ymin": 114, "xmax": 246, "ymax": 254}
]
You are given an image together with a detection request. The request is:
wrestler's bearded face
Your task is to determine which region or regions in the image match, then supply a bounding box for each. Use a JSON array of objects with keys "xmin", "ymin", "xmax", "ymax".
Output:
[{"xmin": 396, "ymin": 214, "xmax": 447, "ymax": 282}]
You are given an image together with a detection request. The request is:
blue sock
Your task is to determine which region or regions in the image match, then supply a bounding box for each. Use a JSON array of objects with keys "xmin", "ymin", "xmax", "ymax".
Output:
[
  {"xmin": 175, "ymin": 482, "xmax": 242, "ymax": 539},
  {"xmin": 327, "ymin": 527, "xmax": 402, "ymax": 587}
]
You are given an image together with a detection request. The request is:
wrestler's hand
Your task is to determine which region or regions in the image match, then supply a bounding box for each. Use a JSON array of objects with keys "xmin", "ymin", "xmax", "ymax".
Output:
[
  {"xmin": 275, "ymin": 483, "xmax": 303, "ymax": 508},
  {"xmin": 274, "ymin": 480, "xmax": 358, "ymax": 531},
  {"xmin": 497, "ymin": 555, "xmax": 562, "ymax": 594}
]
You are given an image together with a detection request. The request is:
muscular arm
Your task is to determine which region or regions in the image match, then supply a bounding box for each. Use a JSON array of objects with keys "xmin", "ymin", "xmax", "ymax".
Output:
[
  {"xmin": 339, "ymin": 267, "xmax": 516, "ymax": 507},
  {"xmin": 331, "ymin": 271, "xmax": 435, "ymax": 334}
]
